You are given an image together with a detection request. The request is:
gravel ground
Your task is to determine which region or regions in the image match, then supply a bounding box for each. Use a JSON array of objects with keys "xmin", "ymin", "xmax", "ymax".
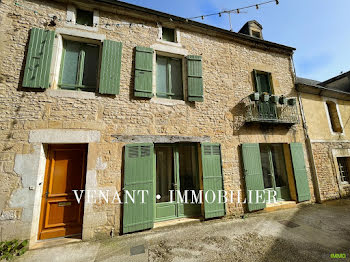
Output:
[{"xmin": 16, "ymin": 198, "xmax": 350, "ymax": 262}]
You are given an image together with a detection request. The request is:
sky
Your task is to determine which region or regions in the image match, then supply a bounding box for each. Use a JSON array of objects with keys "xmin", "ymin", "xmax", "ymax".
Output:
[{"xmin": 120, "ymin": 0, "xmax": 350, "ymax": 82}]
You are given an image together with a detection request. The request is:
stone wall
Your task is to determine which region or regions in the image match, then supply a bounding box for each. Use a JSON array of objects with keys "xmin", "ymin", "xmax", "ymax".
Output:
[
  {"xmin": 0, "ymin": 0, "xmax": 314, "ymax": 242},
  {"xmin": 311, "ymin": 142, "xmax": 350, "ymax": 201}
]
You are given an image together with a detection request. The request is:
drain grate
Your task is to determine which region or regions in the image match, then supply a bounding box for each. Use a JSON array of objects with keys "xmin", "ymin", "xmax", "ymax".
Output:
[
  {"xmin": 130, "ymin": 244, "xmax": 145, "ymax": 256},
  {"xmin": 278, "ymin": 220, "xmax": 300, "ymax": 228}
]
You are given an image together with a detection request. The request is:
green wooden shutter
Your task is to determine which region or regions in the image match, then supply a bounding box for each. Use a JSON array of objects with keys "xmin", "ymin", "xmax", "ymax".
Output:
[
  {"xmin": 187, "ymin": 55, "xmax": 203, "ymax": 102},
  {"xmin": 290, "ymin": 143, "xmax": 311, "ymax": 202},
  {"xmin": 99, "ymin": 40, "xmax": 122, "ymax": 95},
  {"xmin": 253, "ymin": 69, "xmax": 261, "ymax": 93},
  {"xmin": 241, "ymin": 143, "xmax": 266, "ymax": 211},
  {"xmin": 201, "ymin": 143, "xmax": 225, "ymax": 219},
  {"xmin": 134, "ymin": 46, "xmax": 153, "ymax": 98},
  {"xmin": 123, "ymin": 143, "xmax": 154, "ymax": 234},
  {"xmin": 23, "ymin": 28, "xmax": 55, "ymax": 89}
]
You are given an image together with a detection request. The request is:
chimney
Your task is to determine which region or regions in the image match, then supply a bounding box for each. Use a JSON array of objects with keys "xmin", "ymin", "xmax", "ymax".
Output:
[{"xmin": 238, "ymin": 20, "xmax": 263, "ymax": 39}]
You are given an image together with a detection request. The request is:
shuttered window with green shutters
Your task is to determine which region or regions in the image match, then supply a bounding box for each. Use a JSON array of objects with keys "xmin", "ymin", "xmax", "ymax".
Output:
[
  {"xmin": 156, "ymin": 55, "xmax": 183, "ymax": 100},
  {"xmin": 201, "ymin": 143, "xmax": 225, "ymax": 219},
  {"xmin": 123, "ymin": 143, "xmax": 155, "ymax": 234},
  {"xmin": 241, "ymin": 143, "xmax": 266, "ymax": 211},
  {"xmin": 290, "ymin": 143, "xmax": 311, "ymax": 202},
  {"xmin": 59, "ymin": 40, "xmax": 99, "ymax": 92},
  {"xmin": 23, "ymin": 28, "xmax": 55, "ymax": 89},
  {"xmin": 134, "ymin": 46, "xmax": 154, "ymax": 98},
  {"xmin": 187, "ymin": 55, "xmax": 203, "ymax": 102},
  {"xmin": 99, "ymin": 40, "xmax": 122, "ymax": 95}
]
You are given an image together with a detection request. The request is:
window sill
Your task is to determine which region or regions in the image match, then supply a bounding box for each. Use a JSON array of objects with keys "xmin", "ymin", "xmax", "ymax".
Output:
[
  {"xmin": 340, "ymin": 181, "xmax": 350, "ymax": 186},
  {"xmin": 151, "ymin": 97, "xmax": 186, "ymax": 106},
  {"xmin": 64, "ymin": 22, "xmax": 99, "ymax": 32},
  {"xmin": 46, "ymin": 89, "xmax": 97, "ymax": 99}
]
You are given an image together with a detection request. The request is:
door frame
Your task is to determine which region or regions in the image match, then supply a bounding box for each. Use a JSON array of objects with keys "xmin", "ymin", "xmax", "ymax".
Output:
[
  {"xmin": 26, "ymin": 129, "xmax": 101, "ymax": 248},
  {"xmin": 38, "ymin": 144, "xmax": 87, "ymax": 240}
]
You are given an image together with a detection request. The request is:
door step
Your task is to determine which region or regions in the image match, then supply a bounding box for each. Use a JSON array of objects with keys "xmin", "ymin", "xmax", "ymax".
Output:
[{"xmin": 264, "ymin": 201, "xmax": 297, "ymax": 212}]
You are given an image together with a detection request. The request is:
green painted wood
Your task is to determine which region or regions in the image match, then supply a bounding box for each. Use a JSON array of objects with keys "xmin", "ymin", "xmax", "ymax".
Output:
[
  {"xmin": 201, "ymin": 143, "xmax": 225, "ymax": 219},
  {"xmin": 156, "ymin": 56, "xmax": 167, "ymax": 98},
  {"xmin": 134, "ymin": 46, "xmax": 153, "ymax": 98},
  {"xmin": 99, "ymin": 40, "xmax": 122, "ymax": 95},
  {"xmin": 123, "ymin": 143, "xmax": 154, "ymax": 234},
  {"xmin": 241, "ymin": 143, "xmax": 266, "ymax": 211},
  {"xmin": 23, "ymin": 28, "xmax": 55, "ymax": 89},
  {"xmin": 290, "ymin": 143, "xmax": 311, "ymax": 202},
  {"xmin": 187, "ymin": 55, "xmax": 203, "ymax": 102}
]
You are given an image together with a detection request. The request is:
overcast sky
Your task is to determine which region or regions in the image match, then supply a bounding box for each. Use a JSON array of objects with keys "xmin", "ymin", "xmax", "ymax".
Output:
[{"xmin": 121, "ymin": 0, "xmax": 350, "ymax": 81}]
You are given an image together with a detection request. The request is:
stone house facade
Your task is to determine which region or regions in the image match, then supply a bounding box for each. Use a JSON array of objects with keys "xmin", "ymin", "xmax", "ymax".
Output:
[
  {"xmin": 0, "ymin": 0, "xmax": 315, "ymax": 247},
  {"xmin": 296, "ymin": 73, "xmax": 350, "ymax": 202}
]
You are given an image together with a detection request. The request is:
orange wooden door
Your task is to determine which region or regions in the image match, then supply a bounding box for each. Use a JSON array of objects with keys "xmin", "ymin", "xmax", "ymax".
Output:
[{"xmin": 38, "ymin": 144, "xmax": 87, "ymax": 240}]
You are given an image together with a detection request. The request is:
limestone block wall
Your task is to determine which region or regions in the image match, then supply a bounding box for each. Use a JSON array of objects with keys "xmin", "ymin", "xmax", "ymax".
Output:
[
  {"xmin": 311, "ymin": 142, "xmax": 350, "ymax": 201},
  {"xmin": 0, "ymin": 0, "xmax": 314, "ymax": 242}
]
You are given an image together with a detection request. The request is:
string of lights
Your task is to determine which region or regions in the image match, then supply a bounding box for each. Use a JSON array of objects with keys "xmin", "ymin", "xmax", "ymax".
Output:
[{"xmin": 188, "ymin": 0, "xmax": 280, "ymax": 20}]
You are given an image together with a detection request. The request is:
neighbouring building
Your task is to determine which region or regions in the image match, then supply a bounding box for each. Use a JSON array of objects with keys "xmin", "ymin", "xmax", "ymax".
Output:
[
  {"xmin": 296, "ymin": 72, "xmax": 350, "ymax": 202},
  {"xmin": 0, "ymin": 0, "xmax": 315, "ymax": 247}
]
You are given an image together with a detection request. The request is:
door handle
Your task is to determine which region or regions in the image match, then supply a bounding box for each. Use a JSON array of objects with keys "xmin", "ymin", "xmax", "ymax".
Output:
[{"xmin": 45, "ymin": 191, "xmax": 49, "ymax": 199}]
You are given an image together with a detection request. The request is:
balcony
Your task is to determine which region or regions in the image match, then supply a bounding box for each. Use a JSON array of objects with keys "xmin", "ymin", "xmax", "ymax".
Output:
[{"xmin": 245, "ymin": 93, "xmax": 299, "ymax": 125}]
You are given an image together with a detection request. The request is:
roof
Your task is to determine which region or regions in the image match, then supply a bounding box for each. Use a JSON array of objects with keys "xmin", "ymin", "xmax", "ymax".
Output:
[
  {"xmin": 295, "ymin": 77, "xmax": 350, "ymax": 100},
  {"xmin": 320, "ymin": 70, "xmax": 350, "ymax": 86},
  {"xmin": 94, "ymin": 0, "xmax": 295, "ymax": 54}
]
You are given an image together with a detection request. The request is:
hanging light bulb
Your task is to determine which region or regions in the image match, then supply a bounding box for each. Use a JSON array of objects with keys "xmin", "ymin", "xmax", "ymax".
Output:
[
  {"xmin": 276, "ymin": 0, "xmax": 279, "ymax": 4},
  {"xmin": 237, "ymin": 9, "xmax": 240, "ymax": 14},
  {"xmin": 219, "ymin": 12, "xmax": 222, "ymax": 17},
  {"xmin": 256, "ymin": 4, "xmax": 259, "ymax": 9},
  {"xmin": 201, "ymin": 16, "xmax": 204, "ymax": 20}
]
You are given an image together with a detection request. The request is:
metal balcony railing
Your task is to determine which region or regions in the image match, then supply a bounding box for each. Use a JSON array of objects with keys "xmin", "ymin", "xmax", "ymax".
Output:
[{"xmin": 244, "ymin": 94, "xmax": 299, "ymax": 124}]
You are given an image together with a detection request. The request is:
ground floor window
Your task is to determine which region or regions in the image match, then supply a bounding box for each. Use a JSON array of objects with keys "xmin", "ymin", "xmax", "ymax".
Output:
[
  {"xmin": 242, "ymin": 142, "xmax": 311, "ymax": 212},
  {"xmin": 337, "ymin": 157, "xmax": 350, "ymax": 183}
]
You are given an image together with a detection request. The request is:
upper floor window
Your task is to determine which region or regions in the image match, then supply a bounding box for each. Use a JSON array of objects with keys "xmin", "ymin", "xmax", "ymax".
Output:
[
  {"xmin": 252, "ymin": 30, "xmax": 261, "ymax": 38},
  {"xmin": 156, "ymin": 55, "xmax": 183, "ymax": 100},
  {"xmin": 59, "ymin": 39, "xmax": 100, "ymax": 92},
  {"xmin": 76, "ymin": 9, "xmax": 94, "ymax": 27},
  {"xmin": 337, "ymin": 157, "xmax": 350, "ymax": 183},
  {"xmin": 253, "ymin": 70, "xmax": 273, "ymax": 94},
  {"xmin": 162, "ymin": 27, "xmax": 176, "ymax": 42},
  {"xmin": 325, "ymin": 100, "xmax": 343, "ymax": 133}
]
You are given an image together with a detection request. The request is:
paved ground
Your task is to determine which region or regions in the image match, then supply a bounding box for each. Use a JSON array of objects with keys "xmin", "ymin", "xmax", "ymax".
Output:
[{"xmin": 16, "ymin": 199, "xmax": 350, "ymax": 262}]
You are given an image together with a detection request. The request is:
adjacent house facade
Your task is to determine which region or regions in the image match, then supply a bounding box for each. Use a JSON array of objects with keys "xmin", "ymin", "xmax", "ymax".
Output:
[
  {"xmin": 0, "ymin": 0, "xmax": 314, "ymax": 247},
  {"xmin": 296, "ymin": 73, "xmax": 350, "ymax": 202}
]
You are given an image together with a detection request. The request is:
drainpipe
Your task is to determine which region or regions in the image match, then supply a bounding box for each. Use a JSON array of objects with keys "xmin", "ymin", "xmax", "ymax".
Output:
[{"xmin": 297, "ymin": 92, "xmax": 322, "ymax": 203}]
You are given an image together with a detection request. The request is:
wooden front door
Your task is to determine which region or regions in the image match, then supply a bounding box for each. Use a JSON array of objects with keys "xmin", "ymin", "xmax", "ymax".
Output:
[{"xmin": 38, "ymin": 144, "xmax": 87, "ymax": 240}]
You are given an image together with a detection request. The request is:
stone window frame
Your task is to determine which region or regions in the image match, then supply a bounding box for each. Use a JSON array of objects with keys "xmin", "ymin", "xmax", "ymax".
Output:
[
  {"xmin": 157, "ymin": 23, "xmax": 181, "ymax": 47},
  {"xmin": 332, "ymin": 149, "xmax": 350, "ymax": 190},
  {"xmin": 150, "ymin": 42, "xmax": 188, "ymax": 106},
  {"xmin": 48, "ymin": 28, "xmax": 106, "ymax": 98},
  {"xmin": 66, "ymin": 4, "xmax": 99, "ymax": 32},
  {"xmin": 323, "ymin": 97, "xmax": 345, "ymax": 136}
]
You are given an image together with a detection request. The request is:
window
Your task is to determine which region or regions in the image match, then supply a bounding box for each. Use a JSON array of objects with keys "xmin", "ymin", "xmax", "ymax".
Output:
[
  {"xmin": 156, "ymin": 55, "xmax": 183, "ymax": 100},
  {"xmin": 326, "ymin": 101, "xmax": 343, "ymax": 133},
  {"xmin": 59, "ymin": 39, "xmax": 99, "ymax": 92},
  {"xmin": 252, "ymin": 30, "xmax": 261, "ymax": 38},
  {"xmin": 337, "ymin": 157, "xmax": 350, "ymax": 183},
  {"xmin": 76, "ymin": 9, "xmax": 93, "ymax": 26},
  {"xmin": 254, "ymin": 70, "xmax": 272, "ymax": 94},
  {"xmin": 162, "ymin": 27, "xmax": 175, "ymax": 42}
]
